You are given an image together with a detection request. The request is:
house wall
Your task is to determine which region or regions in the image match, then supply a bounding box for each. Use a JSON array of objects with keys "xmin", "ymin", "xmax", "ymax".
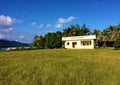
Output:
[{"xmin": 64, "ymin": 39, "xmax": 95, "ymax": 49}]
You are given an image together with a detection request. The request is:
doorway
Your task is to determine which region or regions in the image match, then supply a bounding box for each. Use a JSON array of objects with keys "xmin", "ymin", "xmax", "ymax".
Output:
[{"xmin": 72, "ymin": 42, "xmax": 77, "ymax": 48}]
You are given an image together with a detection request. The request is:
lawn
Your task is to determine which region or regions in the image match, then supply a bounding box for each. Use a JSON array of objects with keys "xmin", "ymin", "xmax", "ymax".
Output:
[{"xmin": 0, "ymin": 48, "xmax": 120, "ymax": 85}]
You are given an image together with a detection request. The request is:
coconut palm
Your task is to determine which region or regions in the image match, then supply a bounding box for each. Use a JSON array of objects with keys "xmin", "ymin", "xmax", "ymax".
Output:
[{"xmin": 92, "ymin": 29, "xmax": 102, "ymax": 47}]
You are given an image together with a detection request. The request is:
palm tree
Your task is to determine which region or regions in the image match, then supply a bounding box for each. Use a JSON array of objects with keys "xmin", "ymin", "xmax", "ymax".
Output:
[
  {"xmin": 92, "ymin": 29, "xmax": 102, "ymax": 47},
  {"xmin": 80, "ymin": 24, "xmax": 90, "ymax": 35},
  {"xmin": 62, "ymin": 24, "xmax": 81, "ymax": 37},
  {"xmin": 114, "ymin": 24, "xmax": 120, "ymax": 38}
]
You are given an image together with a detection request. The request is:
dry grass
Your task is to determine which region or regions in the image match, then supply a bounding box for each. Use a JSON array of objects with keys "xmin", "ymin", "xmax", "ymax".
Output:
[{"xmin": 0, "ymin": 48, "xmax": 120, "ymax": 85}]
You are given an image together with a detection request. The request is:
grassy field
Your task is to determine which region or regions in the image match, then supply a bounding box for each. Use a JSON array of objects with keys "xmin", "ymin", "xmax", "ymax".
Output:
[{"xmin": 0, "ymin": 48, "xmax": 120, "ymax": 85}]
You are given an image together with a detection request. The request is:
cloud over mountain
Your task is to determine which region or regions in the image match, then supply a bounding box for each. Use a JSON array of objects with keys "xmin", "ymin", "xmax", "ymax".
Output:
[{"xmin": 0, "ymin": 15, "xmax": 33, "ymax": 43}]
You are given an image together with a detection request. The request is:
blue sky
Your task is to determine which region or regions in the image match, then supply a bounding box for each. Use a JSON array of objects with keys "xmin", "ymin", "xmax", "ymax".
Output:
[{"xmin": 0, "ymin": 0, "xmax": 120, "ymax": 43}]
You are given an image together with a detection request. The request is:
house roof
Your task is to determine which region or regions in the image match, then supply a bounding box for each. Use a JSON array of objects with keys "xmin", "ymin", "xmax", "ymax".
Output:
[{"xmin": 62, "ymin": 35, "xmax": 96, "ymax": 41}]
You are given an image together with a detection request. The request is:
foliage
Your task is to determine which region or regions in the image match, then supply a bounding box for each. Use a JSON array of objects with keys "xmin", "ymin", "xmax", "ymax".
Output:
[
  {"xmin": 103, "ymin": 24, "xmax": 120, "ymax": 41},
  {"xmin": 31, "ymin": 31, "xmax": 62, "ymax": 49},
  {"xmin": 62, "ymin": 24, "xmax": 90, "ymax": 37},
  {"xmin": 45, "ymin": 31, "xmax": 62, "ymax": 49},
  {"xmin": 31, "ymin": 23, "xmax": 120, "ymax": 48},
  {"xmin": 62, "ymin": 24, "xmax": 80, "ymax": 36},
  {"xmin": 114, "ymin": 37, "xmax": 120, "ymax": 50},
  {"xmin": 79, "ymin": 24, "xmax": 90, "ymax": 35},
  {"xmin": 92, "ymin": 29, "xmax": 102, "ymax": 47},
  {"xmin": 101, "ymin": 24, "xmax": 120, "ymax": 47},
  {"xmin": 1, "ymin": 48, "xmax": 120, "ymax": 85},
  {"xmin": 31, "ymin": 35, "xmax": 45, "ymax": 49}
]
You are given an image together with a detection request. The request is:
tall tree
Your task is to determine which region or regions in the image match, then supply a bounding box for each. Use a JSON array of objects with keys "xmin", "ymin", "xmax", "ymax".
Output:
[
  {"xmin": 103, "ymin": 25, "xmax": 115, "ymax": 41},
  {"xmin": 62, "ymin": 24, "xmax": 80, "ymax": 37},
  {"xmin": 62, "ymin": 24, "xmax": 90, "ymax": 37},
  {"xmin": 55, "ymin": 31, "xmax": 62, "ymax": 48},
  {"xmin": 45, "ymin": 31, "xmax": 62, "ymax": 49},
  {"xmin": 102, "ymin": 24, "xmax": 120, "ymax": 47},
  {"xmin": 92, "ymin": 29, "xmax": 102, "ymax": 47},
  {"xmin": 80, "ymin": 24, "xmax": 90, "ymax": 35},
  {"xmin": 114, "ymin": 37, "xmax": 120, "ymax": 50},
  {"xmin": 114, "ymin": 24, "xmax": 120, "ymax": 39},
  {"xmin": 31, "ymin": 35, "xmax": 45, "ymax": 48}
]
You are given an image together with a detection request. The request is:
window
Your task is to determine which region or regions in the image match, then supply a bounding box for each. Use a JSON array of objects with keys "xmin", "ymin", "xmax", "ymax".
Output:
[
  {"xmin": 67, "ymin": 42, "xmax": 69, "ymax": 45},
  {"xmin": 81, "ymin": 40, "xmax": 91, "ymax": 46}
]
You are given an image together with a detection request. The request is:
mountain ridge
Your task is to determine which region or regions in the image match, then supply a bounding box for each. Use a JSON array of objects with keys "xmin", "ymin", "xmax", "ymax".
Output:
[{"xmin": 0, "ymin": 39, "xmax": 29, "ymax": 48}]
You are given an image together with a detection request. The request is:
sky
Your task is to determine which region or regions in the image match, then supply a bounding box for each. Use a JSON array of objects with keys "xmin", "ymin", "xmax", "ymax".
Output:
[{"xmin": 0, "ymin": 0, "xmax": 120, "ymax": 43}]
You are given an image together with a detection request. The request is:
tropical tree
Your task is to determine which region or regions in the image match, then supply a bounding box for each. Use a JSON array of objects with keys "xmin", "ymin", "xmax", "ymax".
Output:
[
  {"xmin": 114, "ymin": 37, "xmax": 120, "ymax": 50},
  {"xmin": 92, "ymin": 29, "xmax": 102, "ymax": 47},
  {"xmin": 102, "ymin": 24, "xmax": 120, "ymax": 47},
  {"xmin": 80, "ymin": 24, "xmax": 90, "ymax": 35},
  {"xmin": 114, "ymin": 24, "xmax": 120, "ymax": 40},
  {"xmin": 31, "ymin": 35, "xmax": 45, "ymax": 48},
  {"xmin": 103, "ymin": 25, "xmax": 115, "ymax": 41},
  {"xmin": 55, "ymin": 31, "xmax": 62, "ymax": 48},
  {"xmin": 62, "ymin": 24, "xmax": 80, "ymax": 37},
  {"xmin": 45, "ymin": 31, "xmax": 62, "ymax": 49},
  {"xmin": 62, "ymin": 24, "xmax": 90, "ymax": 37}
]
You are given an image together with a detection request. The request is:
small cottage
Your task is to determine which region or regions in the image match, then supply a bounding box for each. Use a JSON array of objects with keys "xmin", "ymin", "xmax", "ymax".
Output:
[{"xmin": 62, "ymin": 35, "xmax": 96, "ymax": 49}]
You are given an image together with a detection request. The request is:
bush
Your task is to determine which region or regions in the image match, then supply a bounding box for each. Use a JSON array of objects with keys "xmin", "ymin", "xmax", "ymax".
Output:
[{"xmin": 114, "ymin": 37, "xmax": 120, "ymax": 50}]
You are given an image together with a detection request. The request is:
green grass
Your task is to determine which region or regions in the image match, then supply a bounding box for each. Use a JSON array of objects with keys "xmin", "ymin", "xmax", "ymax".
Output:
[{"xmin": 0, "ymin": 48, "xmax": 120, "ymax": 85}]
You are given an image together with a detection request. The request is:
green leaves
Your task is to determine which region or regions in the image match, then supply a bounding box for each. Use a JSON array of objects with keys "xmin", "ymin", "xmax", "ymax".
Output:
[
  {"xmin": 62, "ymin": 24, "xmax": 90, "ymax": 37},
  {"xmin": 31, "ymin": 31, "xmax": 62, "ymax": 49},
  {"xmin": 45, "ymin": 31, "xmax": 62, "ymax": 49},
  {"xmin": 114, "ymin": 37, "xmax": 120, "ymax": 50}
]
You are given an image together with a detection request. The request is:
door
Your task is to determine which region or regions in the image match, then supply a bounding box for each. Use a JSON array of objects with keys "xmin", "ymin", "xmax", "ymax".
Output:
[{"xmin": 72, "ymin": 42, "xmax": 77, "ymax": 48}]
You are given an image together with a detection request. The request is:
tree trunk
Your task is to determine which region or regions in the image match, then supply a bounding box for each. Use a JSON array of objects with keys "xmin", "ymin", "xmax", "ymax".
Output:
[{"xmin": 103, "ymin": 42, "xmax": 107, "ymax": 48}]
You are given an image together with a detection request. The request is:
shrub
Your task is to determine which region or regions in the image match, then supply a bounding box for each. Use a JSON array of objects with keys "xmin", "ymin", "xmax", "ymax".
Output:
[{"xmin": 114, "ymin": 37, "xmax": 120, "ymax": 50}]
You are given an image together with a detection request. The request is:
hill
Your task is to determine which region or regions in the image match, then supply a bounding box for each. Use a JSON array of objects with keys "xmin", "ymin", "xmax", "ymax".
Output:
[{"xmin": 0, "ymin": 39, "xmax": 29, "ymax": 48}]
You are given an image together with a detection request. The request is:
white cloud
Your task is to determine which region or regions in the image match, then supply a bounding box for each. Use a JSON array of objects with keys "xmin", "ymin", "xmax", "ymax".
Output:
[
  {"xmin": 30, "ymin": 22, "xmax": 44, "ymax": 29},
  {"xmin": 46, "ymin": 24, "xmax": 52, "ymax": 28},
  {"xmin": 0, "ymin": 15, "xmax": 22, "ymax": 27},
  {"xmin": 4, "ymin": 27, "xmax": 13, "ymax": 33},
  {"xmin": 57, "ymin": 16, "xmax": 75, "ymax": 24},
  {"xmin": 19, "ymin": 35, "xmax": 25, "ymax": 39},
  {"xmin": 66, "ymin": 16, "xmax": 75, "ymax": 23},
  {"xmin": 0, "ymin": 15, "xmax": 13, "ymax": 26},
  {"xmin": 30, "ymin": 22, "xmax": 36, "ymax": 26},
  {"xmin": 16, "ymin": 19, "xmax": 23, "ymax": 24},
  {"xmin": 0, "ymin": 15, "xmax": 23, "ymax": 35},
  {"xmin": 55, "ymin": 16, "xmax": 75, "ymax": 28},
  {"xmin": 0, "ymin": 32, "xmax": 35, "ymax": 43},
  {"xmin": 0, "ymin": 33, "xmax": 4, "ymax": 39},
  {"xmin": 28, "ymin": 16, "xmax": 75, "ymax": 29},
  {"xmin": 36, "ymin": 24, "xmax": 44, "ymax": 29},
  {"xmin": 55, "ymin": 24, "xmax": 63, "ymax": 28},
  {"xmin": 58, "ymin": 18, "xmax": 66, "ymax": 23}
]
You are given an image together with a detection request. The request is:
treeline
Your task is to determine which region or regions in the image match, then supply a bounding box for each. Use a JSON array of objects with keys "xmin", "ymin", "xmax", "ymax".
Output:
[
  {"xmin": 31, "ymin": 31, "xmax": 62, "ymax": 49},
  {"xmin": 31, "ymin": 24, "xmax": 120, "ymax": 49}
]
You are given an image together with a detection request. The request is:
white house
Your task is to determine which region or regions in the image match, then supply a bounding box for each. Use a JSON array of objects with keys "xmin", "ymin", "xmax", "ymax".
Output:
[{"xmin": 62, "ymin": 35, "xmax": 96, "ymax": 49}]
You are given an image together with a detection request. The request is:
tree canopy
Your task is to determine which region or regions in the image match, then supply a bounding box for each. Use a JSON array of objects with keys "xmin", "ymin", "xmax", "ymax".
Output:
[
  {"xmin": 62, "ymin": 24, "xmax": 90, "ymax": 37},
  {"xmin": 31, "ymin": 23, "xmax": 120, "ymax": 49}
]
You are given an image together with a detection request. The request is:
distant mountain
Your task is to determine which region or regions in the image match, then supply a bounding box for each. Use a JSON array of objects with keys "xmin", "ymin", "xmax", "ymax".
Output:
[{"xmin": 0, "ymin": 39, "xmax": 29, "ymax": 48}]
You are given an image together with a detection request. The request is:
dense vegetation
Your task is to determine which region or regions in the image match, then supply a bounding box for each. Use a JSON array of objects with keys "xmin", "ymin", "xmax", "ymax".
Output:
[
  {"xmin": 114, "ymin": 37, "xmax": 120, "ymax": 49},
  {"xmin": 0, "ymin": 48, "xmax": 120, "ymax": 85},
  {"xmin": 31, "ymin": 24, "xmax": 120, "ymax": 49}
]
